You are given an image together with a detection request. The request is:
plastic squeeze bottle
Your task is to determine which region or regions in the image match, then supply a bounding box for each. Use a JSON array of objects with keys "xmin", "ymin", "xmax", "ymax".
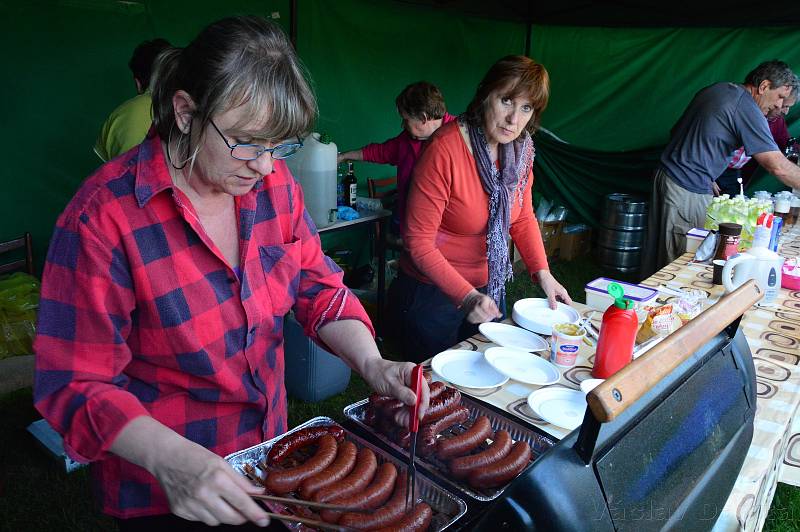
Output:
[{"xmin": 592, "ymin": 283, "xmax": 639, "ymax": 379}]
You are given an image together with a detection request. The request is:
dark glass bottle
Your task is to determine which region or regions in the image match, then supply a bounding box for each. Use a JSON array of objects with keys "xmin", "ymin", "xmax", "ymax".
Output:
[{"xmin": 344, "ymin": 162, "xmax": 357, "ymax": 208}]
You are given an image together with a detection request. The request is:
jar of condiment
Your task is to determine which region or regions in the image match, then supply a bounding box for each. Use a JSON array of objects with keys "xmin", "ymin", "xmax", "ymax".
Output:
[
  {"xmin": 788, "ymin": 196, "xmax": 800, "ymax": 227},
  {"xmin": 714, "ymin": 223, "xmax": 742, "ymax": 261}
]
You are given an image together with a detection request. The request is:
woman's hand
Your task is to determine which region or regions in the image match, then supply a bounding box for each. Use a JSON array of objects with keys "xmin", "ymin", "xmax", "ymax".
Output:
[
  {"xmin": 462, "ymin": 289, "xmax": 502, "ymax": 324},
  {"xmin": 362, "ymin": 357, "xmax": 430, "ymax": 425},
  {"xmin": 111, "ymin": 417, "xmax": 270, "ymax": 527},
  {"xmin": 536, "ymin": 270, "xmax": 573, "ymax": 310},
  {"xmin": 153, "ymin": 441, "xmax": 269, "ymax": 526}
]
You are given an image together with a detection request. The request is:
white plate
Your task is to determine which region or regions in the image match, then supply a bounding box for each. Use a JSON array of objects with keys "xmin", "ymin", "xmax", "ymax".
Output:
[
  {"xmin": 526, "ymin": 387, "xmax": 586, "ymax": 430},
  {"xmin": 431, "ymin": 349, "xmax": 509, "ymax": 389},
  {"xmin": 484, "ymin": 347, "xmax": 561, "ymax": 385},
  {"xmin": 478, "ymin": 322, "xmax": 549, "ymax": 352},
  {"xmin": 512, "ymin": 298, "xmax": 581, "ymax": 335}
]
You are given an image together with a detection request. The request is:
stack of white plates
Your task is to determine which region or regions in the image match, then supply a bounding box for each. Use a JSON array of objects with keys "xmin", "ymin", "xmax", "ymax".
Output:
[
  {"xmin": 484, "ymin": 347, "xmax": 561, "ymax": 386},
  {"xmin": 478, "ymin": 322, "xmax": 548, "ymax": 352},
  {"xmin": 431, "ymin": 350, "xmax": 508, "ymax": 389},
  {"xmin": 512, "ymin": 298, "xmax": 580, "ymax": 335}
]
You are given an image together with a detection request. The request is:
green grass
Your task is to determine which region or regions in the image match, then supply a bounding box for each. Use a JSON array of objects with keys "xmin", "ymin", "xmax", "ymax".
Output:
[{"xmin": 2, "ymin": 255, "xmax": 797, "ymax": 530}]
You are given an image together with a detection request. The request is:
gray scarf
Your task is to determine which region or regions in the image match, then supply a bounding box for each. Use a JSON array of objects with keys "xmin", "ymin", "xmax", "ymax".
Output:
[{"xmin": 467, "ymin": 118, "xmax": 534, "ymax": 307}]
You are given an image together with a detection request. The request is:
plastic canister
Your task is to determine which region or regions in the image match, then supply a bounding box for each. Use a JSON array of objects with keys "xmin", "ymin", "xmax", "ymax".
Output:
[
  {"xmin": 714, "ymin": 223, "xmax": 742, "ymax": 261},
  {"xmin": 592, "ymin": 283, "xmax": 639, "ymax": 379},
  {"xmin": 285, "ymin": 133, "xmax": 337, "ymax": 228}
]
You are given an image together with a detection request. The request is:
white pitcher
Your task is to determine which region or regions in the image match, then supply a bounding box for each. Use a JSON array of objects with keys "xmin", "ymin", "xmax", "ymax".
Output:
[{"xmin": 721, "ymin": 247, "xmax": 784, "ymax": 305}]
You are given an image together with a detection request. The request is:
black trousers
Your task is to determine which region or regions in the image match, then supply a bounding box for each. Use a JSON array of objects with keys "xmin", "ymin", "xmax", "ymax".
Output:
[{"xmin": 387, "ymin": 271, "xmax": 503, "ymax": 363}]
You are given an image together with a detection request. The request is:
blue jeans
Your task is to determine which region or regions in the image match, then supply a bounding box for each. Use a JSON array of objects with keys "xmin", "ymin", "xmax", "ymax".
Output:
[{"xmin": 387, "ymin": 271, "xmax": 504, "ymax": 363}]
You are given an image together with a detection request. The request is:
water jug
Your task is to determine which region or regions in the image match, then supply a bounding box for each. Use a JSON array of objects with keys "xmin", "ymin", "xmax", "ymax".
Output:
[{"xmin": 285, "ymin": 133, "xmax": 337, "ymax": 228}]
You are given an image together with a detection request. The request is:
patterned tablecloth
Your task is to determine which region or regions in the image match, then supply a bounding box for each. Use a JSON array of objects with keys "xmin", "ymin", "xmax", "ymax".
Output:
[{"xmin": 426, "ymin": 225, "xmax": 800, "ymax": 532}]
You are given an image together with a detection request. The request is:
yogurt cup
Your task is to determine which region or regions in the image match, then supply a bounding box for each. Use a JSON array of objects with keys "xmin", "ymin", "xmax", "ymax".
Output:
[{"xmin": 550, "ymin": 322, "xmax": 586, "ymax": 367}]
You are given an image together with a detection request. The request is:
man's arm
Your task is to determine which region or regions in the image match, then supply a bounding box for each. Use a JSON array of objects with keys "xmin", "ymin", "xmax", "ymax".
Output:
[{"xmin": 753, "ymin": 151, "xmax": 800, "ymax": 189}]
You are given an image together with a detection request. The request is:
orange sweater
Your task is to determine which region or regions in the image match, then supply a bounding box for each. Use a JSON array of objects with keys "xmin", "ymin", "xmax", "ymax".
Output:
[{"xmin": 401, "ymin": 120, "xmax": 549, "ymax": 305}]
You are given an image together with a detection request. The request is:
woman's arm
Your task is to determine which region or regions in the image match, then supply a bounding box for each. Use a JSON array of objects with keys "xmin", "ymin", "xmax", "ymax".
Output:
[{"xmin": 110, "ymin": 417, "xmax": 270, "ymax": 527}]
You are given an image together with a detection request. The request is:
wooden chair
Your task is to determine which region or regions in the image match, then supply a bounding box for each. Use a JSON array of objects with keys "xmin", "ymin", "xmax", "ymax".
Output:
[
  {"xmin": 0, "ymin": 233, "xmax": 34, "ymax": 276},
  {"xmin": 367, "ymin": 177, "xmax": 403, "ymax": 252}
]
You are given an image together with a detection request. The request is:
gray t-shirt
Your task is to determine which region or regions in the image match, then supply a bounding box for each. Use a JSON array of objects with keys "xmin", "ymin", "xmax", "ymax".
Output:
[{"xmin": 660, "ymin": 82, "xmax": 778, "ymax": 194}]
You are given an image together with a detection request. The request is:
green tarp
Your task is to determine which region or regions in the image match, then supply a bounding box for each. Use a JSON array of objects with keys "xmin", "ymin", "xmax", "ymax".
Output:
[{"xmin": 3, "ymin": 0, "xmax": 800, "ymax": 268}]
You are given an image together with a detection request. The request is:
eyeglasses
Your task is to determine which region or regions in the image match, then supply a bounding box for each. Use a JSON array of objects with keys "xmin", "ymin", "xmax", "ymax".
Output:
[{"xmin": 209, "ymin": 119, "xmax": 303, "ymax": 161}]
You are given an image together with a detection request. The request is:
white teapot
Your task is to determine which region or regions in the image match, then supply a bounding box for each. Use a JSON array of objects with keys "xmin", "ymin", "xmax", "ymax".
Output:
[{"xmin": 721, "ymin": 247, "xmax": 784, "ymax": 304}]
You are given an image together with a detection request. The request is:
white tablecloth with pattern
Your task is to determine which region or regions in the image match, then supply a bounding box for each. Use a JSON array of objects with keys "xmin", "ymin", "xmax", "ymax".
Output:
[{"xmin": 426, "ymin": 224, "xmax": 800, "ymax": 532}]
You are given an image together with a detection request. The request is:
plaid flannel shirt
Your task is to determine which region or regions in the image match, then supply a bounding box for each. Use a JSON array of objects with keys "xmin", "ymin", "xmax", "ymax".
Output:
[{"xmin": 33, "ymin": 133, "xmax": 371, "ymax": 518}]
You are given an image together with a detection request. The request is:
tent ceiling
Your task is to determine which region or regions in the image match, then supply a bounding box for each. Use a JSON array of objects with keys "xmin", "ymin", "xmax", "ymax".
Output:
[{"xmin": 392, "ymin": 0, "xmax": 800, "ymax": 27}]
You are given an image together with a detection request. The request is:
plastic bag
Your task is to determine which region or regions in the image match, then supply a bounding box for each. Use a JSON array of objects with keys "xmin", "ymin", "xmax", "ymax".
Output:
[{"xmin": 0, "ymin": 272, "xmax": 40, "ymax": 359}]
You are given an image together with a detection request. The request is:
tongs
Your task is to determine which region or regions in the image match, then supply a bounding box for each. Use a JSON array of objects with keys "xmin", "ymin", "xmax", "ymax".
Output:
[
  {"xmin": 250, "ymin": 493, "xmax": 367, "ymax": 531},
  {"xmin": 406, "ymin": 364, "xmax": 424, "ymax": 510}
]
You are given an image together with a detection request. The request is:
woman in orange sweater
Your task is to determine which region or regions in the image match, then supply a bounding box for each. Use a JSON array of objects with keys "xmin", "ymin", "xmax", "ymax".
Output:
[{"xmin": 389, "ymin": 55, "xmax": 572, "ymax": 362}]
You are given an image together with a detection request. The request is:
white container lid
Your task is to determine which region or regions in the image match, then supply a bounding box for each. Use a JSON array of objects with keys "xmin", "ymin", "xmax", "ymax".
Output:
[
  {"xmin": 687, "ymin": 228, "xmax": 710, "ymax": 239},
  {"xmin": 584, "ymin": 277, "xmax": 658, "ymax": 303}
]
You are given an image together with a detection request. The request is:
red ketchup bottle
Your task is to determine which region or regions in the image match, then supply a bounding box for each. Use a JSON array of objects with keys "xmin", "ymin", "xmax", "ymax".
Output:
[{"xmin": 592, "ymin": 282, "xmax": 639, "ymax": 379}]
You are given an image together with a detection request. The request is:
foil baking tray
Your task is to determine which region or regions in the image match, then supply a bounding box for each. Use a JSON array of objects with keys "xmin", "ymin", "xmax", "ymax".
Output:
[
  {"xmin": 225, "ymin": 416, "xmax": 467, "ymax": 531},
  {"xmin": 343, "ymin": 395, "xmax": 556, "ymax": 502}
]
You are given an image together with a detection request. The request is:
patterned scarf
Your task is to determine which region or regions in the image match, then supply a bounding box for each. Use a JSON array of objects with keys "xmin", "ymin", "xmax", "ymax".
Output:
[{"xmin": 466, "ymin": 118, "xmax": 534, "ymax": 307}]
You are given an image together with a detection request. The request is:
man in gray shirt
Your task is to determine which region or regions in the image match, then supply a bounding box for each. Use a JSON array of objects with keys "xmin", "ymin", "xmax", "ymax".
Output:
[{"xmin": 644, "ymin": 60, "xmax": 800, "ymax": 276}]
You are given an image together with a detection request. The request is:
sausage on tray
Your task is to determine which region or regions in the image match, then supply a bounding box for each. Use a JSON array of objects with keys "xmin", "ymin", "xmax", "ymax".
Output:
[
  {"xmin": 320, "ymin": 462, "xmax": 398, "ymax": 523},
  {"xmin": 264, "ymin": 434, "xmax": 338, "ymax": 494},
  {"xmin": 436, "ymin": 415, "xmax": 493, "ymax": 460},
  {"xmin": 338, "ymin": 473, "xmax": 408, "ymax": 530},
  {"xmin": 374, "ymin": 502, "xmax": 433, "ymax": 532},
  {"xmin": 428, "ymin": 381, "xmax": 446, "ymax": 399},
  {"xmin": 418, "ymin": 406, "xmax": 470, "ymax": 456},
  {"xmin": 468, "ymin": 441, "xmax": 532, "ymax": 489},
  {"xmin": 298, "ymin": 440, "xmax": 358, "ymax": 499},
  {"xmin": 421, "ymin": 388, "xmax": 462, "ymax": 423},
  {"xmin": 448, "ymin": 430, "xmax": 512, "ymax": 479},
  {"xmin": 314, "ymin": 447, "xmax": 378, "ymax": 503},
  {"xmin": 266, "ymin": 425, "xmax": 345, "ymax": 465}
]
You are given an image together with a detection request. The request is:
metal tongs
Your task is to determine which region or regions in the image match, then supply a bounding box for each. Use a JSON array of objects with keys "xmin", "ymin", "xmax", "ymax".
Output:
[{"xmin": 406, "ymin": 364, "xmax": 424, "ymax": 510}]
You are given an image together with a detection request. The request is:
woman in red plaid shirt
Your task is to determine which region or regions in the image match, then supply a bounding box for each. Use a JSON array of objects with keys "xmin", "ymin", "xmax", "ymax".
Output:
[{"xmin": 34, "ymin": 16, "xmax": 429, "ymax": 531}]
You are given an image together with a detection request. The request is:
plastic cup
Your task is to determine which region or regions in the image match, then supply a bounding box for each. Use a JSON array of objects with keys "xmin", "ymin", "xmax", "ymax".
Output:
[{"xmin": 550, "ymin": 322, "xmax": 586, "ymax": 367}]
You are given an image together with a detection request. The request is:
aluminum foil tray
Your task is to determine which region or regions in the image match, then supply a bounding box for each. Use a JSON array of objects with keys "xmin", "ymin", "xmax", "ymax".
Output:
[
  {"xmin": 343, "ymin": 395, "xmax": 556, "ymax": 502},
  {"xmin": 225, "ymin": 416, "xmax": 467, "ymax": 531}
]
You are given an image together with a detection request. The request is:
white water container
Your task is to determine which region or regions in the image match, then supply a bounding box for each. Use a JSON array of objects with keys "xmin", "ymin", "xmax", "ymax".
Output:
[{"xmin": 285, "ymin": 133, "xmax": 337, "ymax": 229}]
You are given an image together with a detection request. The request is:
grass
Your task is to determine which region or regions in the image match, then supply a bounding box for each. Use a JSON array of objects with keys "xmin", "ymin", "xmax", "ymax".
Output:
[{"xmin": 1, "ymin": 255, "xmax": 797, "ymax": 530}]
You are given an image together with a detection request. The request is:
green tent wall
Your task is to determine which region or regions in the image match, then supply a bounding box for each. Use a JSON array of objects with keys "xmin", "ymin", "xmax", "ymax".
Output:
[{"xmin": 2, "ymin": 0, "xmax": 800, "ymax": 271}]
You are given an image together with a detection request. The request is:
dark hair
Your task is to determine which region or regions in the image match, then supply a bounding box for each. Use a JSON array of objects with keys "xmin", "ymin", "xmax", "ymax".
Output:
[
  {"xmin": 465, "ymin": 55, "xmax": 550, "ymax": 135},
  {"xmin": 744, "ymin": 60, "xmax": 797, "ymax": 90},
  {"xmin": 395, "ymin": 81, "xmax": 447, "ymax": 121},
  {"xmin": 128, "ymin": 38, "xmax": 171, "ymax": 91},
  {"xmin": 151, "ymin": 16, "xmax": 317, "ymax": 152}
]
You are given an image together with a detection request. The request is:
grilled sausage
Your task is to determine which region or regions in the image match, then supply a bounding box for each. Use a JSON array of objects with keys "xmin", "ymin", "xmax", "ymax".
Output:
[
  {"xmin": 421, "ymin": 387, "xmax": 461, "ymax": 423},
  {"xmin": 448, "ymin": 430, "xmax": 512, "ymax": 479},
  {"xmin": 468, "ymin": 441, "xmax": 532, "ymax": 488},
  {"xmin": 428, "ymin": 381, "xmax": 446, "ymax": 400},
  {"xmin": 320, "ymin": 462, "xmax": 398, "ymax": 523},
  {"xmin": 420, "ymin": 406, "xmax": 470, "ymax": 439},
  {"xmin": 266, "ymin": 426, "xmax": 345, "ymax": 465},
  {"xmin": 374, "ymin": 502, "xmax": 433, "ymax": 532},
  {"xmin": 339, "ymin": 473, "xmax": 408, "ymax": 530},
  {"xmin": 298, "ymin": 440, "xmax": 358, "ymax": 500},
  {"xmin": 313, "ymin": 447, "xmax": 378, "ymax": 503},
  {"xmin": 436, "ymin": 416, "xmax": 493, "ymax": 460},
  {"xmin": 264, "ymin": 435, "xmax": 338, "ymax": 494},
  {"xmin": 364, "ymin": 405, "xmax": 379, "ymax": 427}
]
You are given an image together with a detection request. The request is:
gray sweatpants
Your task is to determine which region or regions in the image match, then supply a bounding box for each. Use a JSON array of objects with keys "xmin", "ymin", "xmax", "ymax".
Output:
[{"xmin": 642, "ymin": 168, "xmax": 712, "ymax": 277}]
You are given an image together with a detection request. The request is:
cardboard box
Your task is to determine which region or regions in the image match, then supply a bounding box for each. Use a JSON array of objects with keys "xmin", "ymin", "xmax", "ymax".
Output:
[
  {"xmin": 512, "ymin": 220, "xmax": 563, "ymax": 273},
  {"xmin": 559, "ymin": 225, "xmax": 592, "ymax": 261}
]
